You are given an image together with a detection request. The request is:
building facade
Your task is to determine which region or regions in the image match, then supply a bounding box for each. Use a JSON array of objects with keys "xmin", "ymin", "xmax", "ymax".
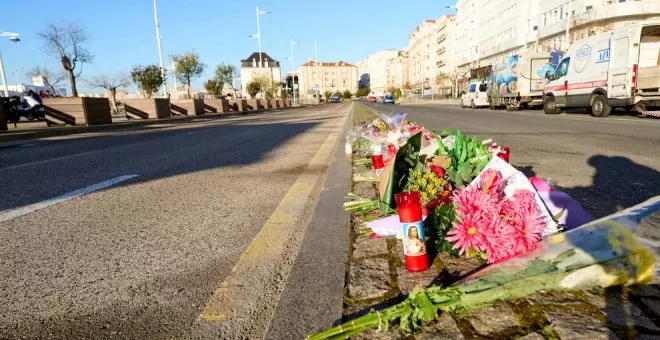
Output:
[
  {"xmin": 408, "ymin": 19, "xmax": 439, "ymax": 93},
  {"xmin": 239, "ymin": 52, "xmax": 282, "ymax": 98},
  {"xmin": 356, "ymin": 50, "xmax": 400, "ymax": 95},
  {"xmin": 454, "ymin": 0, "xmax": 660, "ymax": 76},
  {"xmin": 385, "ymin": 50, "xmax": 409, "ymax": 91},
  {"xmin": 297, "ymin": 60, "xmax": 357, "ymax": 99}
]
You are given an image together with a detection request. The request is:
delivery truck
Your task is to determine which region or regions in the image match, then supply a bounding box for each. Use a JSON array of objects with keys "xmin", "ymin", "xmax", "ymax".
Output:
[
  {"xmin": 543, "ymin": 21, "xmax": 660, "ymax": 117},
  {"xmin": 487, "ymin": 51, "xmax": 556, "ymax": 111}
]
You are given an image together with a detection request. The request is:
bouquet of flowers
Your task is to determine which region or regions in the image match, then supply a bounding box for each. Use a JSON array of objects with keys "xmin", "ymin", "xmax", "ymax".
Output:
[
  {"xmin": 309, "ymin": 197, "xmax": 658, "ymax": 339},
  {"xmin": 448, "ymin": 169, "xmax": 547, "ymax": 264}
]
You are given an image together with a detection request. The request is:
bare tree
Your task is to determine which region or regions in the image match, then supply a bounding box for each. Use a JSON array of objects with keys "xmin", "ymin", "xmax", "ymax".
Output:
[
  {"xmin": 26, "ymin": 66, "xmax": 67, "ymax": 96},
  {"xmin": 37, "ymin": 23, "xmax": 93, "ymax": 97},
  {"xmin": 87, "ymin": 74, "xmax": 130, "ymax": 114}
]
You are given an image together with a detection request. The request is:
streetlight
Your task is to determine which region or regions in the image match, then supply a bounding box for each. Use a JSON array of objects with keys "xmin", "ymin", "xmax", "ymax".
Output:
[
  {"xmin": 290, "ymin": 40, "xmax": 299, "ymax": 105},
  {"xmin": 253, "ymin": 6, "xmax": 271, "ymax": 68},
  {"xmin": 152, "ymin": 0, "xmax": 167, "ymax": 97},
  {"xmin": 0, "ymin": 29, "xmax": 20, "ymax": 97}
]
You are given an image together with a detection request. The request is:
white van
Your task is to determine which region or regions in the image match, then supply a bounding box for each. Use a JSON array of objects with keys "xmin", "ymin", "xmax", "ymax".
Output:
[
  {"xmin": 543, "ymin": 21, "xmax": 660, "ymax": 117},
  {"xmin": 461, "ymin": 81, "xmax": 489, "ymax": 109}
]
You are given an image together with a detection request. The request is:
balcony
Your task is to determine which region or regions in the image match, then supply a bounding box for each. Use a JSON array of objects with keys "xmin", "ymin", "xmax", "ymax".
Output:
[
  {"xmin": 437, "ymin": 47, "xmax": 446, "ymax": 55},
  {"xmin": 436, "ymin": 33, "xmax": 447, "ymax": 43},
  {"xmin": 538, "ymin": 2, "xmax": 660, "ymax": 39}
]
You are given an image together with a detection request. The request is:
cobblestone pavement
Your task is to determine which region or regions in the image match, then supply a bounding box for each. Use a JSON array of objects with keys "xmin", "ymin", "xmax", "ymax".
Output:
[{"xmin": 343, "ymin": 104, "xmax": 660, "ymax": 340}]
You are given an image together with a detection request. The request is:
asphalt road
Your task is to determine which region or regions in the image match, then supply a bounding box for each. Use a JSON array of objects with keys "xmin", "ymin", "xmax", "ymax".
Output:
[
  {"xmin": 0, "ymin": 104, "xmax": 349, "ymax": 339},
  {"xmin": 369, "ymin": 102, "xmax": 660, "ymax": 219}
]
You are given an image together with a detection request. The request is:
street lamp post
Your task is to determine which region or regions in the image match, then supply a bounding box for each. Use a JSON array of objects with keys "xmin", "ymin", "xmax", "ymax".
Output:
[
  {"xmin": 0, "ymin": 29, "xmax": 20, "ymax": 97},
  {"xmin": 254, "ymin": 6, "xmax": 271, "ymax": 68},
  {"xmin": 152, "ymin": 0, "xmax": 167, "ymax": 97},
  {"xmin": 290, "ymin": 40, "xmax": 299, "ymax": 105}
]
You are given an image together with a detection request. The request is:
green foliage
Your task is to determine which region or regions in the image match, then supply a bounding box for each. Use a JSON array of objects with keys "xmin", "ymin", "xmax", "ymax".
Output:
[
  {"xmin": 355, "ymin": 87, "xmax": 371, "ymax": 97},
  {"xmin": 246, "ymin": 80, "xmax": 260, "ymax": 98},
  {"xmin": 204, "ymin": 78, "xmax": 224, "ymax": 96},
  {"xmin": 130, "ymin": 64, "xmax": 165, "ymax": 98},
  {"xmin": 333, "ymin": 91, "xmax": 342, "ymax": 98},
  {"xmin": 171, "ymin": 50, "xmax": 206, "ymax": 88},
  {"xmin": 214, "ymin": 63, "xmax": 235, "ymax": 87},
  {"xmin": 343, "ymin": 90, "xmax": 352, "ymax": 99},
  {"xmin": 424, "ymin": 203, "xmax": 459, "ymax": 256},
  {"xmin": 392, "ymin": 88, "xmax": 403, "ymax": 99},
  {"xmin": 324, "ymin": 90, "xmax": 332, "ymax": 100},
  {"xmin": 434, "ymin": 130, "xmax": 491, "ymax": 188}
]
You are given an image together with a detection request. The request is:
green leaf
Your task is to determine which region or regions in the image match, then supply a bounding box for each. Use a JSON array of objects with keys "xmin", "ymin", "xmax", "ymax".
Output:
[
  {"xmin": 553, "ymin": 209, "xmax": 566, "ymax": 222},
  {"xmin": 430, "ymin": 130, "xmax": 447, "ymax": 155}
]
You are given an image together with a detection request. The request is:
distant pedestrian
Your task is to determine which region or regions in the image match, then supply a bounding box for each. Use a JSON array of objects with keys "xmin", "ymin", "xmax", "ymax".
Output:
[{"xmin": 39, "ymin": 90, "xmax": 47, "ymax": 99}]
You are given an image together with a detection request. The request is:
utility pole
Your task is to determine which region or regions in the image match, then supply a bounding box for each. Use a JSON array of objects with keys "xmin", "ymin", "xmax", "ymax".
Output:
[
  {"xmin": 152, "ymin": 0, "xmax": 167, "ymax": 96},
  {"xmin": 256, "ymin": 6, "xmax": 263, "ymax": 67}
]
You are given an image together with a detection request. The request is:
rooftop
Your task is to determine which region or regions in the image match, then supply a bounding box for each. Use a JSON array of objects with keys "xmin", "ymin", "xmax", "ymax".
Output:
[{"xmin": 301, "ymin": 60, "xmax": 356, "ymax": 67}]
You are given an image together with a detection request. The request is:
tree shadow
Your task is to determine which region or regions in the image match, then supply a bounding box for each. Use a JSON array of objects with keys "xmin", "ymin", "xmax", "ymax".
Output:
[
  {"xmin": 0, "ymin": 115, "xmax": 327, "ymax": 211},
  {"xmin": 561, "ymin": 155, "xmax": 660, "ymax": 218}
]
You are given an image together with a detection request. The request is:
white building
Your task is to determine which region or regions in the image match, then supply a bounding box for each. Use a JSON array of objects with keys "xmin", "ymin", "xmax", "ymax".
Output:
[
  {"xmin": 356, "ymin": 50, "xmax": 400, "ymax": 95},
  {"xmin": 537, "ymin": 0, "xmax": 660, "ymax": 52},
  {"xmin": 454, "ymin": 0, "xmax": 660, "ymax": 76},
  {"xmin": 239, "ymin": 52, "xmax": 282, "ymax": 98},
  {"xmin": 408, "ymin": 19, "xmax": 440, "ymax": 93}
]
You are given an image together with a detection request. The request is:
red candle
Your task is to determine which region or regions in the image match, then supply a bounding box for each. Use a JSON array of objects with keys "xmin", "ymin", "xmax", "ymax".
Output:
[
  {"xmin": 371, "ymin": 154, "xmax": 385, "ymax": 170},
  {"xmin": 497, "ymin": 146, "xmax": 511, "ymax": 163},
  {"xmin": 394, "ymin": 191, "xmax": 429, "ymax": 272}
]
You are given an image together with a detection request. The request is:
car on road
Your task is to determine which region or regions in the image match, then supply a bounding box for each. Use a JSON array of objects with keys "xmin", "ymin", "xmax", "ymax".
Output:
[
  {"xmin": 330, "ymin": 95, "xmax": 341, "ymax": 103},
  {"xmin": 368, "ymin": 96, "xmax": 377, "ymax": 103},
  {"xmin": 383, "ymin": 94, "xmax": 395, "ymax": 104},
  {"xmin": 461, "ymin": 81, "xmax": 489, "ymax": 109}
]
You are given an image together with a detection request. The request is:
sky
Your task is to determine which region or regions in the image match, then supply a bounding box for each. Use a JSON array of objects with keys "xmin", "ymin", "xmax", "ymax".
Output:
[{"xmin": 1, "ymin": 0, "xmax": 455, "ymax": 93}]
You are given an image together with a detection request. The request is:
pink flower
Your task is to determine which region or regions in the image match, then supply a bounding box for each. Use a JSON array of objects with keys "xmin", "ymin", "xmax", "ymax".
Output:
[
  {"xmin": 452, "ymin": 187, "xmax": 499, "ymax": 218},
  {"xmin": 479, "ymin": 169, "xmax": 505, "ymax": 194},
  {"xmin": 481, "ymin": 217, "xmax": 515, "ymax": 263},
  {"xmin": 446, "ymin": 212, "xmax": 486, "ymax": 255}
]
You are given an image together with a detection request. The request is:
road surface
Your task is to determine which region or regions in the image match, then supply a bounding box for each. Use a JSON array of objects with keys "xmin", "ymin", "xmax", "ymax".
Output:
[
  {"xmin": 368, "ymin": 102, "xmax": 660, "ymax": 219},
  {"xmin": 0, "ymin": 104, "xmax": 350, "ymax": 339}
]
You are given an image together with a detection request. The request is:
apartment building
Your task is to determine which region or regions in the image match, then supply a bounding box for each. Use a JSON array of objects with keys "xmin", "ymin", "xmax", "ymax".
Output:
[
  {"xmin": 297, "ymin": 60, "xmax": 358, "ymax": 99},
  {"xmin": 239, "ymin": 52, "xmax": 282, "ymax": 98},
  {"xmin": 408, "ymin": 19, "xmax": 439, "ymax": 92},
  {"xmin": 356, "ymin": 50, "xmax": 400, "ymax": 95},
  {"xmin": 454, "ymin": 0, "xmax": 660, "ymax": 75},
  {"xmin": 537, "ymin": 0, "xmax": 660, "ymax": 51},
  {"xmin": 385, "ymin": 50, "xmax": 409, "ymax": 91}
]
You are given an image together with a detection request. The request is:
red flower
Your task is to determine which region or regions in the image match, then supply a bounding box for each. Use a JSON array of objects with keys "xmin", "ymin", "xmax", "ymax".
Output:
[{"xmin": 429, "ymin": 165, "xmax": 446, "ymax": 178}]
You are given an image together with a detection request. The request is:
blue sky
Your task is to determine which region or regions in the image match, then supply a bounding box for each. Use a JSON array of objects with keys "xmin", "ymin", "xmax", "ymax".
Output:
[{"xmin": 2, "ymin": 0, "xmax": 454, "ymax": 93}]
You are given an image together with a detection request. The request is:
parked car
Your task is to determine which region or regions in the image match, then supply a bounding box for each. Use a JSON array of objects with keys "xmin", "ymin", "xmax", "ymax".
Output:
[
  {"xmin": 543, "ymin": 20, "xmax": 660, "ymax": 117},
  {"xmin": 461, "ymin": 81, "xmax": 489, "ymax": 108},
  {"xmin": 383, "ymin": 94, "xmax": 395, "ymax": 104},
  {"xmin": 368, "ymin": 96, "xmax": 377, "ymax": 103},
  {"xmin": 330, "ymin": 95, "xmax": 341, "ymax": 103}
]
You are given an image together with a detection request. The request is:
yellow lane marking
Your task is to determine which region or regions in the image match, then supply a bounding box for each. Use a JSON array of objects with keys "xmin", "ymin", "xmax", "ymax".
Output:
[{"xmin": 189, "ymin": 104, "xmax": 351, "ymax": 339}]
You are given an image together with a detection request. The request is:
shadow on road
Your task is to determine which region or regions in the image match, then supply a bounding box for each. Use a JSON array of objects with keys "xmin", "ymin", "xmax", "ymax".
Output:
[
  {"xmin": 560, "ymin": 155, "xmax": 660, "ymax": 219},
  {"xmin": 0, "ymin": 112, "xmax": 343, "ymax": 212}
]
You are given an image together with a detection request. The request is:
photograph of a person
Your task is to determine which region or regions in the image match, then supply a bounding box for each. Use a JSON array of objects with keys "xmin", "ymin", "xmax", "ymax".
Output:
[{"xmin": 405, "ymin": 225, "xmax": 426, "ymax": 256}]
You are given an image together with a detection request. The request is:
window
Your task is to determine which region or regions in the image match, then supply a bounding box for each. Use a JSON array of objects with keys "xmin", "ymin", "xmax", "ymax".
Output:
[
  {"xmin": 555, "ymin": 57, "xmax": 570, "ymax": 78},
  {"xmin": 469, "ymin": 84, "xmax": 477, "ymax": 92}
]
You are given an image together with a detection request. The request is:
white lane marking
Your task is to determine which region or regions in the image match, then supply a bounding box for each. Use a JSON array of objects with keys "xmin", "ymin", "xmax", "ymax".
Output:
[
  {"xmin": 185, "ymin": 128, "xmax": 212, "ymax": 135},
  {"xmin": 19, "ymin": 143, "xmax": 40, "ymax": 147},
  {"xmin": 0, "ymin": 174, "xmax": 138, "ymax": 223},
  {"xmin": 0, "ymin": 149, "xmax": 103, "ymax": 171}
]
